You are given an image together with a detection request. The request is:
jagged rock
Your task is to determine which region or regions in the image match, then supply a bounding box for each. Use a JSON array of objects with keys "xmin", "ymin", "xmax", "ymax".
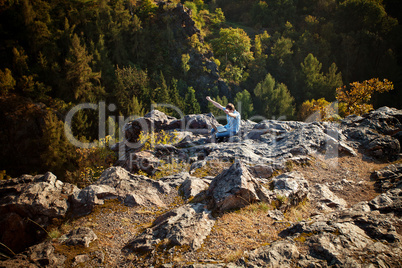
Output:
[
  {"xmin": 278, "ymin": 196, "xmax": 402, "ymax": 268},
  {"xmin": 179, "ymin": 177, "xmax": 210, "ymax": 199},
  {"xmin": 124, "ymin": 110, "xmax": 181, "ymax": 144},
  {"xmin": 157, "ymin": 172, "xmax": 193, "ymax": 194},
  {"xmin": 245, "ymin": 240, "xmax": 299, "ymax": 267},
  {"xmin": 252, "ymin": 119, "xmax": 303, "ymax": 133},
  {"xmin": 0, "ymin": 241, "xmax": 66, "ymax": 267},
  {"xmin": 124, "ymin": 203, "xmax": 215, "ymax": 253},
  {"xmin": 69, "ymin": 184, "xmax": 117, "ymax": 216},
  {"xmin": 371, "ymin": 163, "xmax": 402, "ymax": 192},
  {"xmin": 353, "ymin": 212, "xmax": 401, "ymax": 243},
  {"xmin": 310, "ymin": 184, "xmax": 348, "ymax": 210},
  {"xmin": 369, "ymin": 188, "xmax": 402, "ymax": 213},
  {"xmin": 124, "ymin": 150, "xmax": 161, "ymax": 175},
  {"xmin": 366, "ymin": 135, "xmax": 400, "ymax": 159},
  {"xmin": 63, "ymin": 227, "xmax": 98, "ymax": 248},
  {"xmin": 175, "ymin": 132, "xmax": 209, "ymax": 148},
  {"xmin": 271, "ymin": 122, "xmax": 349, "ymax": 159},
  {"xmin": 183, "ymin": 113, "xmax": 217, "ymax": 130},
  {"xmin": 154, "ymin": 144, "xmax": 180, "ymax": 159},
  {"xmin": 342, "ymin": 107, "xmax": 402, "ymax": 161},
  {"xmin": 272, "ymin": 172, "xmax": 309, "ymax": 207},
  {"xmin": 198, "ymin": 141, "xmax": 276, "ymax": 166},
  {"xmin": 70, "ymin": 167, "xmax": 166, "ymax": 216},
  {"xmin": 0, "ymin": 172, "xmax": 78, "ymax": 253},
  {"xmin": 207, "ymin": 160, "xmax": 274, "ymax": 211}
]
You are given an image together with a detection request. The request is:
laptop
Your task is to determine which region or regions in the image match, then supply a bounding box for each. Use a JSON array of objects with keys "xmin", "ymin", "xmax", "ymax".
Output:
[{"xmin": 212, "ymin": 123, "xmax": 226, "ymax": 133}]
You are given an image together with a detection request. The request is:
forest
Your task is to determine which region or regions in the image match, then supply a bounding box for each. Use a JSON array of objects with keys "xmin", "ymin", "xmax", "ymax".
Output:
[{"xmin": 0, "ymin": 0, "xmax": 401, "ymax": 179}]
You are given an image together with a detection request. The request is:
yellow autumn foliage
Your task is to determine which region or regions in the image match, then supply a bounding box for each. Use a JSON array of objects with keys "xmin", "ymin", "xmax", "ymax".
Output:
[{"xmin": 336, "ymin": 78, "xmax": 394, "ymax": 117}]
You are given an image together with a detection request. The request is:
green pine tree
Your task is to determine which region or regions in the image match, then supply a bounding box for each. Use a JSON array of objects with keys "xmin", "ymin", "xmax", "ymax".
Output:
[
  {"xmin": 254, "ymin": 73, "xmax": 295, "ymax": 119},
  {"xmin": 65, "ymin": 34, "xmax": 104, "ymax": 102},
  {"xmin": 184, "ymin": 87, "xmax": 201, "ymax": 114}
]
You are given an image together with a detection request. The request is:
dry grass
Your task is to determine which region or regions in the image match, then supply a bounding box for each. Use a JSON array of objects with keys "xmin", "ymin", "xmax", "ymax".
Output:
[
  {"xmin": 188, "ymin": 202, "xmax": 296, "ymax": 263},
  {"xmin": 284, "ymin": 198, "xmax": 312, "ymax": 222},
  {"xmin": 191, "ymin": 160, "xmax": 233, "ymax": 178},
  {"xmin": 293, "ymin": 153, "xmax": 388, "ymax": 206}
]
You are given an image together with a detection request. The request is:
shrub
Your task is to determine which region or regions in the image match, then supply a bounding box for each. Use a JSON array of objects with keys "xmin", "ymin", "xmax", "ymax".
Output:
[
  {"xmin": 66, "ymin": 136, "xmax": 116, "ymax": 188},
  {"xmin": 336, "ymin": 78, "xmax": 394, "ymax": 117},
  {"xmin": 138, "ymin": 129, "xmax": 180, "ymax": 151},
  {"xmin": 298, "ymin": 98, "xmax": 339, "ymax": 121}
]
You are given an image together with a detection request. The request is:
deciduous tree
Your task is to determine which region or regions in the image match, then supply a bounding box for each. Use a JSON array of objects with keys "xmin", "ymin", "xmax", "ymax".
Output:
[{"xmin": 336, "ymin": 78, "xmax": 394, "ymax": 116}]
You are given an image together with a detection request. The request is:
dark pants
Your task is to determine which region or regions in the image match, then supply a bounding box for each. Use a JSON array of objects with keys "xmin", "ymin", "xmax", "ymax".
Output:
[{"xmin": 211, "ymin": 128, "xmax": 237, "ymax": 140}]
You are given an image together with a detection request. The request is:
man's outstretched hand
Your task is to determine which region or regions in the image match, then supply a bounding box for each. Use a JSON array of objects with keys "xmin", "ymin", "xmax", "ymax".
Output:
[{"xmin": 206, "ymin": 96, "xmax": 212, "ymax": 102}]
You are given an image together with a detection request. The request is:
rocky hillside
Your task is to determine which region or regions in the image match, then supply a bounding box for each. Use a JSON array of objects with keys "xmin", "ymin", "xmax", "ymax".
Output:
[{"xmin": 1, "ymin": 107, "xmax": 402, "ymax": 267}]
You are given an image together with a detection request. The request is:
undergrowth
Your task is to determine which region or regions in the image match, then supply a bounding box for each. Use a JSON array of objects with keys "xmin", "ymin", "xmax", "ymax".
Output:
[{"xmin": 65, "ymin": 136, "xmax": 116, "ymax": 188}]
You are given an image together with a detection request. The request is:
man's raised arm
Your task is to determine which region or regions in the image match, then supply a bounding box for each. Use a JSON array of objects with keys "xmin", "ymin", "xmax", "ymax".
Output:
[{"xmin": 206, "ymin": 96, "xmax": 224, "ymax": 110}]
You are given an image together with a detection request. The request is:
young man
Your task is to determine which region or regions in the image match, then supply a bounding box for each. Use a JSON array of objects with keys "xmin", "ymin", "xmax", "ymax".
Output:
[{"xmin": 206, "ymin": 96, "xmax": 241, "ymax": 141}]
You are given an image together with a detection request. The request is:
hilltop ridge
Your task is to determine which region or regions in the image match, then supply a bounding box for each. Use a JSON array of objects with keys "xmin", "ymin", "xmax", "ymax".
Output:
[{"xmin": 1, "ymin": 106, "xmax": 401, "ymax": 267}]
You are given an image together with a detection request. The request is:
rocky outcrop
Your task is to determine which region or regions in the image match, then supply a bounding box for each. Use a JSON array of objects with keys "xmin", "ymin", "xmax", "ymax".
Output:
[
  {"xmin": 244, "ymin": 240, "xmax": 300, "ymax": 267},
  {"xmin": 341, "ymin": 107, "xmax": 402, "ymax": 160},
  {"xmin": 277, "ymin": 204, "xmax": 402, "ymax": 267},
  {"xmin": 310, "ymin": 184, "xmax": 348, "ymax": 210},
  {"xmin": 371, "ymin": 163, "xmax": 402, "ymax": 192},
  {"xmin": 0, "ymin": 241, "xmax": 66, "ymax": 267},
  {"xmin": 123, "ymin": 110, "xmax": 181, "ymax": 145},
  {"xmin": 179, "ymin": 176, "xmax": 210, "ymax": 199},
  {"xmin": 2, "ymin": 107, "xmax": 402, "ymax": 266},
  {"xmin": 70, "ymin": 167, "xmax": 166, "ymax": 216},
  {"xmin": 0, "ymin": 172, "xmax": 78, "ymax": 253},
  {"xmin": 124, "ymin": 203, "xmax": 215, "ymax": 253},
  {"xmin": 369, "ymin": 187, "xmax": 402, "ymax": 213},
  {"xmin": 207, "ymin": 160, "xmax": 274, "ymax": 211},
  {"xmin": 118, "ymin": 107, "xmax": 401, "ymax": 172}
]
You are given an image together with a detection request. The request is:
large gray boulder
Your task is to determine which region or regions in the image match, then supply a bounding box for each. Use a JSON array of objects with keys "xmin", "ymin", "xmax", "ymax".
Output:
[
  {"xmin": 183, "ymin": 113, "xmax": 218, "ymax": 130},
  {"xmin": 124, "ymin": 203, "xmax": 215, "ymax": 252},
  {"xmin": 207, "ymin": 160, "xmax": 274, "ymax": 211},
  {"xmin": 0, "ymin": 172, "xmax": 78, "ymax": 253},
  {"xmin": 124, "ymin": 110, "xmax": 181, "ymax": 144},
  {"xmin": 341, "ymin": 107, "xmax": 402, "ymax": 161}
]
